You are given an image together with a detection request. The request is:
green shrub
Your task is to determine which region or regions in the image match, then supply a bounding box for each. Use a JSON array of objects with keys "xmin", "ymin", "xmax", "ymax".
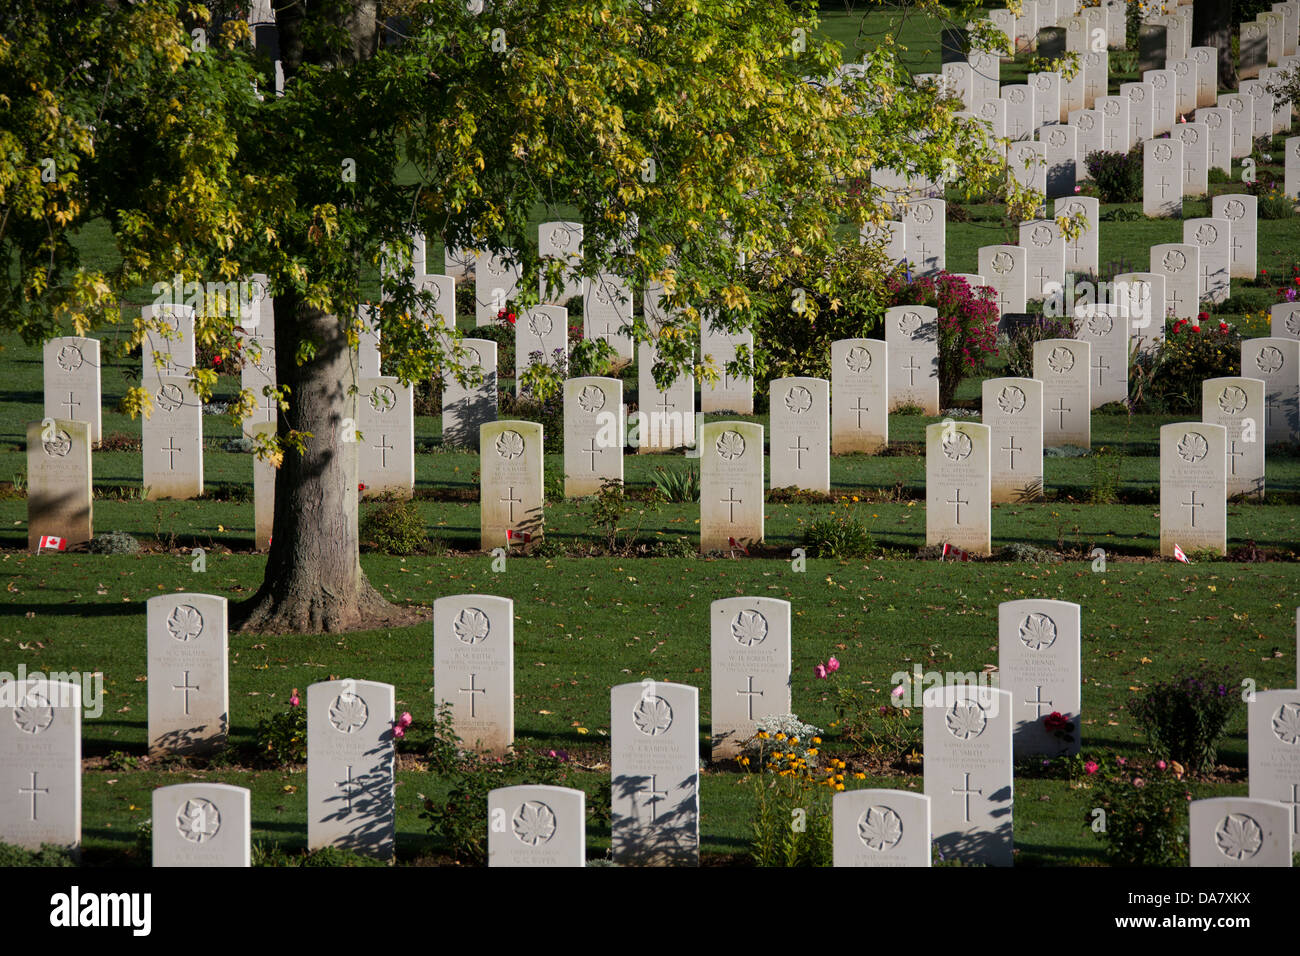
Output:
[
  {"xmin": 1246, "ymin": 172, "xmax": 1297, "ymax": 219},
  {"xmin": 1127, "ymin": 666, "xmax": 1238, "ymax": 775},
  {"xmin": 1091, "ymin": 767, "xmax": 1191, "ymax": 867},
  {"xmin": 254, "ymin": 690, "xmax": 307, "ymax": 767},
  {"xmin": 1088, "ymin": 445, "xmax": 1125, "ymax": 504},
  {"xmin": 587, "ymin": 479, "xmax": 657, "ymax": 554},
  {"xmin": 650, "ymin": 465, "xmax": 699, "ymax": 503},
  {"xmin": 1084, "ymin": 145, "xmax": 1143, "ymax": 203},
  {"xmin": 1002, "ymin": 313, "xmax": 1074, "ymax": 379},
  {"xmin": 499, "ymin": 391, "xmax": 563, "ymax": 453},
  {"xmin": 1135, "ymin": 316, "xmax": 1241, "ymax": 413},
  {"xmin": 89, "ymin": 530, "xmax": 141, "ymax": 555},
  {"xmin": 742, "ymin": 714, "xmax": 835, "ymax": 867},
  {"xmin": 802, "ymin": 512, "xmax": 874, "ymax": 558},
  {"xmin": 0, "ymin": 842, "xmax": 78, "ymax": 867},
  {"xmin": 359, "ymin": 495, "xmax": 427, "ymax": 555}
]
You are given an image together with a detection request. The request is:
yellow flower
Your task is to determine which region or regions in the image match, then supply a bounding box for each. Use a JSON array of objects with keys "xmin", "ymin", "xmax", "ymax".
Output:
[
  {"xmin": 854, "ymin": 772, "xmax": 866, "ymax": 780},
  {"xmin": 812, "ymin": 737, "xmax": 821, "ymax": 745},
  {"xmin": 776, "ymin": 732, "xmax": 786, "ymax": 741},
  {"xmin": 807, "ymin": 748, "xmax": 819, "ymax": 756},
  {"xmin": 835, "ymin": 783, "xmax": 845, "ymax": 791},
  {"xmin": 758, "ymin": 731, "xmax": 769, "ymax": 739}
]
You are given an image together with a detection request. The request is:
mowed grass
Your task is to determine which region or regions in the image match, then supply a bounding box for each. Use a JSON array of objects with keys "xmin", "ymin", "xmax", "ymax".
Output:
[
  {"xmin": 4, "ymin": 553, "xmax": 1297, "ymax": 863},
  {"xmin": 5, "ymin": 6, "xmax": 1300, "ymax": 865}
]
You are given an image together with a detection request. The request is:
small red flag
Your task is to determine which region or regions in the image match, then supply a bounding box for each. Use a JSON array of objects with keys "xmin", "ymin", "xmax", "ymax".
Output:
[
  {"xmin": 1172, "ymin": 543, "xmax": 1191, "ymax": 564},
  {"xmin": 728, "ymin": 536, "xmax": 749, "ymax": 555},
  {"xmin": 941, "ymin": 542, "xmax": 970, "ymax": 562},
  {"xmin": 506, "ymin": 529, "xmax": 531, "ymax": 543},
  {"xmin": 37, "ymin": 535, "xmax": 67, "ymax": 552}
]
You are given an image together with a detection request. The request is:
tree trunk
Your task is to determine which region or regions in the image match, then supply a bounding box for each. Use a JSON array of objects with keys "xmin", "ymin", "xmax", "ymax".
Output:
[
  {"xmin": 234, "ymin": 292, "xmax": 423, "ymax": 634},
  {"xmin": 1193, "ymin": 0, "xmax": 1236, "ymax": 91}
]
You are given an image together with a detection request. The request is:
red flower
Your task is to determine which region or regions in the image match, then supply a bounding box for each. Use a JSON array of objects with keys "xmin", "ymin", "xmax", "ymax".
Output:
[
  {"xmin": 213, "ymin": 355, "xmax": 222, "ymax": 365},
  {"xmin": 1218, "ymin": 322, "xmax": 1228, "ymax": 332},
  {"xmin": 1043, "ymin": 711, "xmax": 1070, "ymax": 733},
  {"xmin": 358, "ymin": 482, "xmax": 367, "ymax": 491}
]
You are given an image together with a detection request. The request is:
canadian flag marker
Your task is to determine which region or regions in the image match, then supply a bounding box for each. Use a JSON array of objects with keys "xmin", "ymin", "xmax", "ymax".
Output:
[
  {"xmin": 506, "ymin": 529, "xmax": 531, "ymax": 543},
  {"xmin": 728, "ymin": 536, "xmax": 749, "ymax": 555},
  {"xmin": 1172, "ymin": 543, "xmax": 1191, "ymax": 564},
  {"xmin": 941, "ymin": 542, "xmax": 971, "ymax": 562},
  {"xmin": 37, "ymin": 535, "xmax": 67, "ymax": 553}
]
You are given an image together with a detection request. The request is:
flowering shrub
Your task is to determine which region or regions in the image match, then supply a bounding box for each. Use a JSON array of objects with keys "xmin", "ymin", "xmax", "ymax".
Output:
[
  {"xmin": 886, "ymin": 272, "xmax": 1000, "ymax": 407},
  {"xmin": 1003, "ymin": 312, "xmax": 1075, "ymax": 379},
  {"xmin": 1127, "ymin": 666, "xmax": 1238, "ymax": 776},
  {"xmin": 254, "ymin": 689, "xmax": 306, "ymax": 767},
  {"xmin": 1084, "ymin": 145, "xmax": 1143, "ymax": 203},
  {"xmin": 1090, "ymin": 760, "xmax": 1192, "ymax": 867},
  {"xmin": 1134, "ymin": 315, "xmax": 1241, "ymax": 413},
  {"xmin": 1246, "ymin": 172, "xmax": 1296, "ymax": 220},
  {"xmin": 801, "ymin": 497, "xmax": 874, "ymax": 558}
]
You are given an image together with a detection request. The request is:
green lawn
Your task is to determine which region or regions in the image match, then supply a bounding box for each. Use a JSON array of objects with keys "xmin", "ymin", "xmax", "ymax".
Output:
[{"xmin": 5, "ymin": 7, "xmax": 1300, "ymax": 867}]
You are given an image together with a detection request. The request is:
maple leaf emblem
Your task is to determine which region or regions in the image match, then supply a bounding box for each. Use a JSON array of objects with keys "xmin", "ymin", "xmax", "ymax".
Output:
[
  {"xmin": 329, "ymin": 692, "xmax": 369, "ymax": 734},
  {"xmin": 785, "ymin": 386, "xmax": 813, "ymax": 414},
  {"xmin": 56, "ymin": 345, "xmax": 84, "ymax": 372},
  {"xmin": 1047, "ymin": 346, "xmax": 1074, "ymax": 374},
  {"xmin": 898, "ymin": 311, "xmax": 924, "ymax": 336},
  {"xmin": 43, "ymin": 430, "xmax": 71, "ymax": 458},
  {"xmin": 177, "ymin": 798, "xmax": 221, "ymax": 843},
  {"xmin": 465, "ymin": 347, "xmax": 482, "ymax": 367},
  {"xmin": 1288, "ymin": 313, "xmax": 1300, "ymax": 337},
  {"xmin": 1214, "ymin": 813, "xmax": 1263, "ymax": 861},
  {"xmin": 1154, "ymin": 143, "xmax": 1173, "ymax": 162},
  {"xmin": 511, "ymin": 801, "xmax": 557, "ymax": 846},
  {"xmin": 942, "ymin": 430, "xmax": 972, "ymax": 462},
  {"xmin": 368, "ymin": 385, "xmax": 397, "ymax": 414},
  {"xmin": 1194, "ymin": 224, "xmax": 1218, "ymax": 246},
  {"xmin": 997, "ymin": 386, "xmax": 1026, "ymax": 414},
  {"xmin": 1177, "ymin": 432, "xmax": 1209, "ymax": 464},
  {"xmin": 1179, "ymin": 126, "xmax": 1199, "ymax": 145},
  {"xmin": 1271, "ymin": 702, "xmax": 1300, "ymax": 745},
  {"xmin": 633, "ymin": 695, "xmax": 674, "ymax": 736},
  {"xmin": 578, "ymin": 386, "xmax": 605, "ymax": 414},
  {"xmin": 1222, "ymin": 200, "xmax": 1245, "ymax": 221},
  {"xmin": 1162, "ymin": 250, "xmax": 1186, "ymax": 272},
  {"xmin": 156, "ymin": 383, "xmax": 184, "ymax": 413},
  {"xmin": 731, "ymin": 610, "xmax": 768, "ymax": 647},
  {"xmin": 1085, "ymin": 313, "xmax": 1114, "ymax": 337},
  {"xmin": 1103, "ymin": 99, "xmax": 1119, "ymax": 116},
  {"xmin": 1030, "ymin": 225, "xmax": 1052, "ymax": 248},
  {"xmin": 715, "ymin": 430, "xmax": 746, "ymax": 461},
  {"xmin": 528, "ymin": 311, "xmax": 554, "ymax": 338},
  {"xmin": 990, "ymin": 252, "xmax": 1014, "ymax": 276},
  {"xmin": 858, "ymin": 806, "xmax": 904, "ymax": 851},
  {"xmin": 1009, "ymin": 87, "xmax": 1025, "ymax": 103},
  {"xmin": 1217, "ymin": 386, "xmax": 1247, "ymax": 416},
  {"xmin": 845, "ymin": 347, "xmax": 872, "ymax": 373},
  {"xmin": 1077, "ymin": 113, "xmax": 1094, "ymax": 130},
  {"xmin": 496, "ymin": 429, "xmax": 525, "ymax": 459},
  {"xmin": 945, "ymin": 700, "xmax": 987, "ymax": 740},
  {"xmin": 13, "ymin": 690, "xmax": 53, "ymax": 735},
  {"xmin": 911, "ymin": 204, "xmax": 934, "ymax": 225},
  {"xmin": 1019, "ymin": 612, "xmax": 1057, "ymax": 650},
  {"xmin": 453, "ymin": 608, "xmax": 490, "ymax": 645},
  {"xmin": 1255, "ymin": 347, "xmax": 1284, "ymax": 374},
  {"xmin": 1048, "ymin": 129, "xmax": 1066, "ymax": 147},
  {"xmin": 167, "ymin": 604, "xmax": 204, "ymax": 642}
]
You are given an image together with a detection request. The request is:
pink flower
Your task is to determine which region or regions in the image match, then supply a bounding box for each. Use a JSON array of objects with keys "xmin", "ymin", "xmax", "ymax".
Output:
[
  {"xmin": 1073, "ymin": 185, "xmax": 1082, "ymax": 193},
  {"xmin": 392, "ymin": 725, "xmax": 405, "ymax": 739},
  {"xmin": 399, "ymin": 712, "xmax": 413, "ymax": 728},
  {"xmin": 826, "ymin": 656, "xmax": 840, "ymax": 673},
  {"xmin": 814, "ymin": 664, "xmax": 828, "ymax": 679},
  {"xmin": 1085, "ymin": 761, "xmax": 1099, "ymax": 775},
  {"xmin": 289, "ymin": 691, "xmax": 300, "ymax": 707},
  {"xmin": 1133, "ymin": 777, "xmax": 1146, "ymax": 788},
  {"xmin": 1116, "ymin": 756, "xmax": 1127, "ymax": 766},
  {"xmin": 891, "ymin": 685, "xmax": 905, "ymax": 698},
  {"xmin": 1156, "ymin": 760, "xmax": 1167, "ymax": 770}
]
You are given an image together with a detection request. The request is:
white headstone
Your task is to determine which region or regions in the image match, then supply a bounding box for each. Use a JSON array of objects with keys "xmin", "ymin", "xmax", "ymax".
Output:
[
  {"xmin": 1143, "ymin": 68, "xmax": 1177, "ymax": 135},
  {"xmin": 999, "ymin": 599, "xmax": 1082, "ymax": 757},
  {"xmin": 700, "ymin": 421, "xmax": 763, "ymax": 552},
  {"xmin": 1272, "ymin": 303, "xmax": 1300, "ymax": 339},
  {"xmin": 832, "ymin": 789, "xmax": 932, "ymax": 867},
  {"xmin": 1150, "ymin": 242, "xmax": 1200, "ymax": 320},
  {"xmin": 710, "ymin": 597, "xmax": 792, "ymax": 761},
  {"xmin": 610, "ymin": 681, "xmax": 699, "ymax": 866},
  {"xmin": 1120, "ymin": 81, "xmax": 1155, "ymax": 143},
  {"xmin": 1019, "ymin": 219, "xmax": 1066, "ymax": 301},
  {"xmin": 1249, "ymin": 689, "xmax": 1300, "ymax": 842},
  {"xmin": 1219, "ymin": 94, "xmax": 1254, "ymax": 159},
  {"xmin": 152, "ymin": 783, "xmax": 250, "ymax": 867},
  {"xmin": 903, "ymin": 199, "xmax": 946, "ymax": 275},
  {"xmin": 884, "ymin": 305, "xmax": 940, "ymax": 413},
  {"xmin": 769, "ymin": 378, "xmax": 829, "ymax": 492},
  {"xmin": 978, "ymin": 245, "xmax": 1028, "ymax": 317},
  {"xmin": 143, "ymin": 376, "xmax": 203, "ymax": 500},
  {"xmin": 356, "ymin": 304, "xmax": 382, "ymax": 378},
  {"xmin": 444, "ymin": 245, "xmax": 476, "ymax": 281},
  {"xmin": 43, "ymin": 337, "xmax": 101, "ymax": 444},
  {"xmin": 564, "ymin": 376, "xmax": 623, "ymax": 497},
  {"xmin": 251, "ymin": 421, "xmax": 275, "ymax": 551},
  {"xmin": 1028, "ymin": 71, "xmax": 1062, "ymax": 130},
  {"xmin": 923, "ymin": 686, "xmax": 1014, "ymax": 866},
  {"xmin": 26, "ymin": 419, "xmax": 91, "ymax": 552},
  {"xmin": 700, "ymin": 324, "xmax": 754, "ymax": 414},
  {"xmin": 926, "ymin": 421, "xmax": 992, "ymax": 556},
  {"xmin": 1174, "ymin": 121, "xmax": 1209, "ymax": 196},
  {"xmin": 1183, "ymin": 218, "xmax": 1231, "ymax": 305},
  {"xmin": 584, "ymin": 274, "xmax": 634, "ymax": 363},
  {"xmin": 1189, "ymin": 797, "xmax": 1293, "ymax": 867},
  {"xmin": 442, "ymin": 339, "xmax": 498, "ymax": 449},
  {"xmin": 141, "ymin": 302, "xmax": 196, "ymax": 394},
  {"xmin": 1170, "ymin": 56, "xmax": 1197, "ymax": 116},
  {"xmin": 307, "ymin": 678, "xmax": 395, "ymax": 860},
  {"xmin": 1202, "ymin": 377, "xmax": 1267, "ymax": 499},
  {"xmin": 831, "ymin": 339, "xmax": 888, "ymax": 454},
  {"xmin": 356, "ymin": 377, "xmax": 414, "ymax": 497},
  {"xmin": 1241, "ymin": 337, "xmax": 1300, "ymax": 444},
  {"xmin": 480, "ymin": 420, "xmax": 544, "ymax": 549},
  {"xmin": 1096, "ymin": 95, "xmax": 1132, "ymax": 152},
  {"xmin": 1287, "ymin": 136, "xmax": 1300, "ymax": 200},
  {"xmin": 1160, "ymin": 421, "xmax": 1228, "ymax": 557},
  {"xmin": 488, "ymin": 785, "xmax": 585, "ymax": 867},
  {"xmin": 1212, "ymin": 195, "xmax": 1258, "ymax": 280},
  {"xmin": 1195, "ymin": 106, "xmax": 1232, "ymax": 177},
  {"xmin": 1008, "ymin": 140, "xmax": 1047, "ymax": 207},
  {"xmin": 1143, "ymin": 138, "xmax": 1183, "ymax": 217},
  {"xmin": 414, "ymin": 274, "xmax": 456, "ymax": 332},
  {"xmin": 1041, "ymin": 124, "xmax": 1078, "ymax": 198},
  {"xmin": 516, "ymin": 305, "xmax": 568, "ymax": 396},
  {"xmin": 1070, "ymin": 108, "xmax": 1104, "ymax": 178},
  {"xmin": 1113, "ymin": 272, "xmax": 1167, "ymax": 350},
  {"xmin": 475, "ymin": 249, "xmax": 521, "ymax": 325},
  {"xmin": 1053, "ymin": 196, "xmax": 1099, "ymax": 275},
  {"xmin": 1189, "ymin": 46, "xmax": 1218, "ymax": 108},
  {"xmin": 539, "ymin": 221, "xmax": 585, "ymax": 305},
  {"xmin": 636, "ymin": 341, "xmax": 695, "ymax": 452},
  {"xmin": 434, "ymin": 594, "xmax": 514, "ymax": 755},
  {"xmin": 982, "ymin": 377, "xmax": 1044, "ymax": 502},
  {"xmin": 147, "ymin": 593, "xmax": 228, "ymax": 755},
  {"xmin": 0, "ymin": 679, "xmax": 81, "ymax": 852},
  {"xmin": 1074, "ymin": 304, "xmax": 1130, "ymax": 407},
  {"xmin": 1034, "ymin": 338, "xmax": 1091, "ymax": 447}
]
